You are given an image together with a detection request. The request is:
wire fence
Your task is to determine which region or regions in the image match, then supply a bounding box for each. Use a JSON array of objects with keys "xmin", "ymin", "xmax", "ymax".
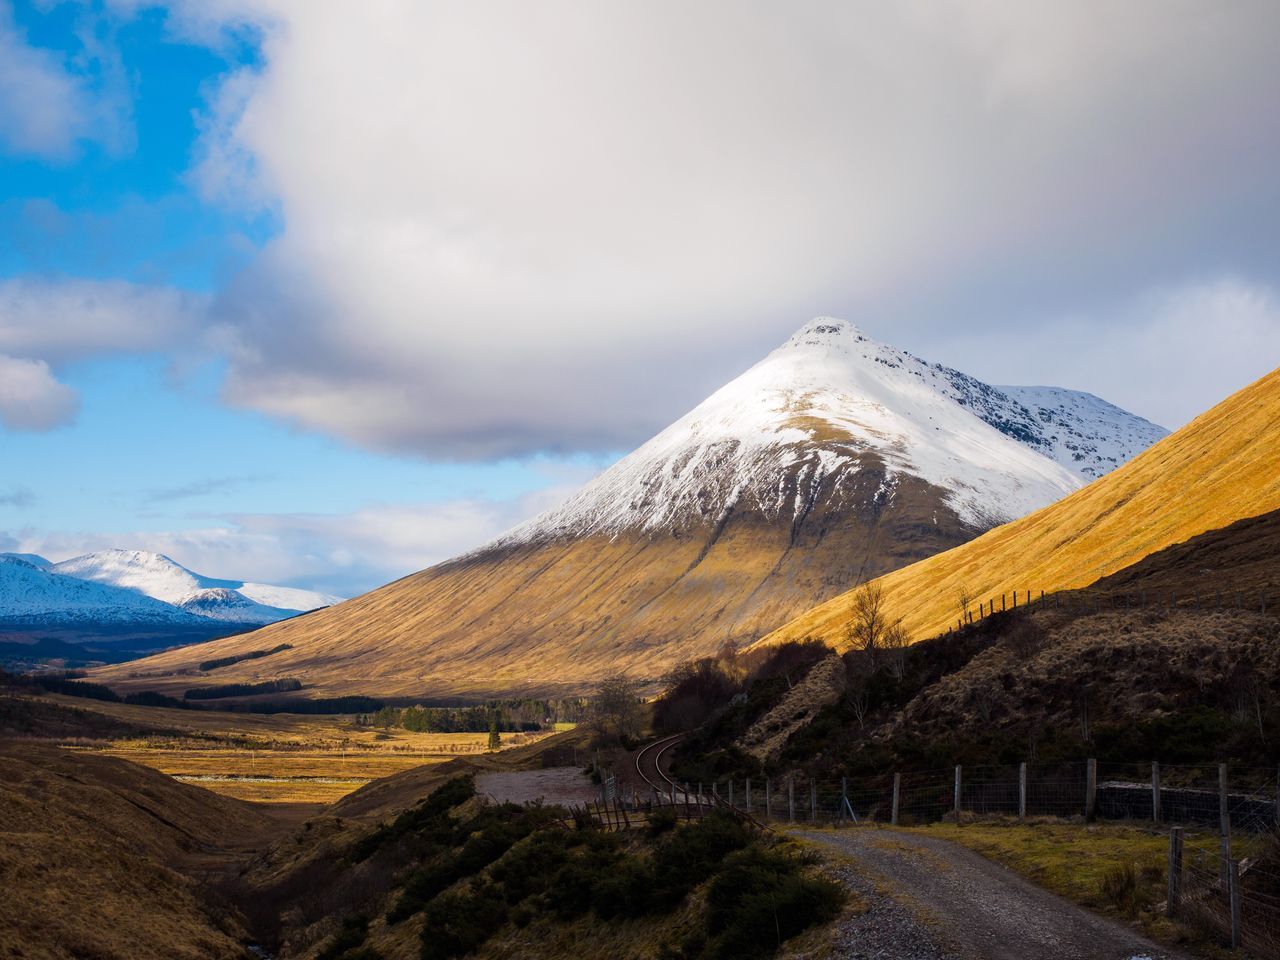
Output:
[
  {"xmin": 639, "ymin": 759, "xmax": 1280, "ymax": 956},
  {"xmin": 945, "ymin": 584, "xmax": 1273, "ymax": 633},
  {"xmin": 659, "ymin": 761, "xmax": 1280, "ymax": 833}
]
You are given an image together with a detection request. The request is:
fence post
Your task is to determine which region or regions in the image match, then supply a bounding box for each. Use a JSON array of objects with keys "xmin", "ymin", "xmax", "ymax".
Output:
[
  {"xmin": 1219, "ymin": 763, "xmax": 1232, "ymax": 888},
  {"xmin": 728, "ymin": 780, "xmax": 734, "ymax": 808},
  {"xmin": 745, "ymin": 778, "xmax": 752, "ymax": 813},
  {"xmin": 1152, "ymin": 761, "xmax": 1161, "ymax": 823},
  {"xmin": 1018, "ymin": 762, "xmax": 1027, "ymax": 821},
  {"xmin": 669, "ymin": 782, "xmax": 675, "ymax": 807},
  {"xmin": 891, "ymin": 773, "xmax": 901, "ymax": 826},
  {"xmin": 954, "ymin": 765, "xmax": 962, "ymax": 822},
  {"xmin": 841, "ymin": 777, "xmax": 848, "ymax": 823},
  {"xmin": 788, "ymin": 778, "xmax": 795, "ymax": 823},
  {"xmin": 810, "ymin": 779, "xmax": 818, "ymax": 822},
  {"xmin": 1085, "ymin": 758, "xmax": 1097, "ymax": 820},
  {"xmin": 1167, "ymin": 826, "xmax": 1184, "ymax": 918},
  {"xmin": 1229, "ymin": 858, "xmax": 1242, "ymax": 949}
]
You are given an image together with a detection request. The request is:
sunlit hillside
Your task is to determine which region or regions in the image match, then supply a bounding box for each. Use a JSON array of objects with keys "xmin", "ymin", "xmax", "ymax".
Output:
[{"xmin": 759, "ymin": 366, "xmax": 1280, "ymax": 650}]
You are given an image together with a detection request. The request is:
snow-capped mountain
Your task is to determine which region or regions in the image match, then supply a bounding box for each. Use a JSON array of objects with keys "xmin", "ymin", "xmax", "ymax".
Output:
[
  {"xmin": 0, "ymin": 555, "xmax": 209, "ymax": 625},
  {"xmin": 46, "ymin": 550, "xmax": 343, "ymax": 625},
  {"xmin": 99, "ymin": 317, "xmax": 1167, "ymax": 700},
  {"xmin": 499, "ymin": 318, "xmax": 1165, "ymax": 544}
]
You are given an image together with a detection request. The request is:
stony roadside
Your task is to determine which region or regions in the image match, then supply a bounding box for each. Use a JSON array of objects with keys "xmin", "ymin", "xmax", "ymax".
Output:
[{"xmin": 795, "ymin": 828, "xmax": 1191, "ymax": 960}]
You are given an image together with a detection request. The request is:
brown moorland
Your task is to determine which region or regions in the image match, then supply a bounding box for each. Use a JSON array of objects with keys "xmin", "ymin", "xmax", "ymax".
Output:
[
  {"xmin": 91, "ymin": 463, "xmax": 980, "ymax": 699},
  {"xmin": 0, "ymin": 741, "xmax": 292, "ymax": 960}
]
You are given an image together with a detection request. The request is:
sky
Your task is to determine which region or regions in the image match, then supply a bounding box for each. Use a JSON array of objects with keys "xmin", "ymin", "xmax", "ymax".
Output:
[{"xmin": 1, "ymin": 0, "xmax": 1278, "ymax": 596}]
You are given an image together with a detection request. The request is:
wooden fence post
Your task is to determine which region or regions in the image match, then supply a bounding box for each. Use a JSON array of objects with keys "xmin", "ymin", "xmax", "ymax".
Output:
[
  {"xmin": 1152, "ymin": 761, "xmax": 1161, "ymax": 823},
  {"xmin": 766, "ymin": 778, "xmax": 772, "ymax": 821},
  {"xmin": 891, "ymin": 773, "xmax": 901, "ymax": 826},
  {"xmin": 1002, "ymin": 593, "xmax": 1006, "ymax": 612},
  {"xmin": 1219, "ymin": 763, "xmax": 1232, "ymax": 888},
  {"xmin": 745, "ymin": 778, "xmax": 752, "ymax": 812},
  {"xmin": 1018, "ymin": 762, "xmax": 1027, "ymax": 821},
  {"xmin": 1086, "ymin": 758, "xmax": 1097, "ymax": 820},
  {"xmin": 788, "ymin": 778, "xmax": 795, "ymax": 823},
  {"xmin": 841, "ymin": 777, "xmax": 848, "ymax": 823},
  {"xmin": 1229, "ymin": 859, "xmax": 1242, "ymax": 949},
  {"xmin": 810, "ymin": 779, "xmax": 818, "ymax": 822},
  {"xmin": 728, "ymin": 780, "xmax": 734, "ymax": 808},
  {"xmin": 954, "ymin": 765, "xmax": 962, "ymax": 822},
  {"xmin": 1167, "ymin": 826, "xmax": 1184, "ymax": 918}
]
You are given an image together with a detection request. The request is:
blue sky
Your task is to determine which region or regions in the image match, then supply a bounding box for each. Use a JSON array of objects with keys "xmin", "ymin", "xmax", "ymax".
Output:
[
  {"xmin": 0, "ymin": 1, "xmax": 615, "ymax": 593},
  {"xmin": 1, "ymin": 2, "xmax": 1278, "ymax": 595}
]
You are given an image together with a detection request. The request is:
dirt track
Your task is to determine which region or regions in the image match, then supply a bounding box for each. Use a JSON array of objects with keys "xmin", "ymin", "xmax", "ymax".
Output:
[{"xmin": 797, "ymin": 828, "xmax": 1192, "ymax": 960}]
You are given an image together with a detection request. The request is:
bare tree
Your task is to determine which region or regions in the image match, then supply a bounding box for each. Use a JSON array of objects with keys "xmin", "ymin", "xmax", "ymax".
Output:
[
  {"xmin": 847, "ymin": 582, "xmax": 890, "ymax": 668},
  {"xmin": 848, "ymin": 673, "xmax": 871, "ymax": 730},
  {"xmin": 957, "ymin": 585, "xmax": 974, "ymax": 624},
  {"xmin": 882, "ymin": 621, "xmax": 909, "ymax": 680},
  {"xmin": 588, "ymin": 675, "xmax": 644, "ymax": 743}
]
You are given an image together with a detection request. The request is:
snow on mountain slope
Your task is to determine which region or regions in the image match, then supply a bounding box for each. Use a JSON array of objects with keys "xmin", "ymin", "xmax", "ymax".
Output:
[
  {"xmin": 0, "ymin": 555, "xmax": 208, "ymax": 624},
  {"xmin": 90, "ymin": 317, "xmax": 1170, "ymax": 700},
  {"xmin": 49, "ymin": 550, "xmax": 342, "ymax": 625},
  {"xmin": 500, "ymin": 318, "xmax": 1135, "ymax": 547},
  {"xmin": 993, "ymin": 385, "xmax": 1167, "ymax": 480},
  {"xmin": 0, "ymin": 553, "xmax": 51, "ymax": 570}
]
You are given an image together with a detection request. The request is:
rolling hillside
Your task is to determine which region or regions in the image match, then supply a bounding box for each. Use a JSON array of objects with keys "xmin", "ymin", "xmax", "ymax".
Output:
[
  {"xmin": 759, "ymin": 365, "xmax": 1280, "ymax": 651},
  {"xmin": 91, "ymin": 319, "xmax": 1162, "ymax": 699}
]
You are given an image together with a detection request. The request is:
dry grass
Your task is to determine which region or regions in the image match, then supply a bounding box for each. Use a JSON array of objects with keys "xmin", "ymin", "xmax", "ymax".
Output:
[
  {"xmin": 25, "ymin": 694, "xmax": 553, "ymax": 803},
  {"xmin": 906, "ymin": 819, "xmax": 1259, "ymax": 953},
  {"xmin": 762, "ymin": 366, "xmax": 1280, "ymax": 651},
  {"xmin": 0, "ymin": 742, "xmax": 282, "ymax": 960},
  {"xmin": 897, "ymin": 607, "xmax": 1278, "ymax": 737},
  {"xmin": 89, "ymin": 459, "xmax": 979, "ymax": 699}
]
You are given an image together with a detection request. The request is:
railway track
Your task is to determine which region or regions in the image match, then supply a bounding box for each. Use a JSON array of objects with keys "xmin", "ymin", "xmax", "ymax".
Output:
[{"xmin": 633, "ymin": 732, "xmax": 685, "ymax": 799}]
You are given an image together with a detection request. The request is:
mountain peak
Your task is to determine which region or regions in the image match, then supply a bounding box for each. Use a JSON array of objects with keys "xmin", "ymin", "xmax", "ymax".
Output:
[{"xmin": 781, "ymin": 316, "xmax": 872, "ymax": 351}]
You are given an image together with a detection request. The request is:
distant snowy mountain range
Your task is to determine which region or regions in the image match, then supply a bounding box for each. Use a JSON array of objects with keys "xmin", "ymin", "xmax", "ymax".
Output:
[{"xmin": 0, "ymin": 549, "xmax": 342, "ymax": 629}]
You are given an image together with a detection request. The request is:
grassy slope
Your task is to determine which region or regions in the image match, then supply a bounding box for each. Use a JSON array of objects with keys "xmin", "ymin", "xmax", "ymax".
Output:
[
  {"xmin": 91, "ymin": 466, "xmax": 979, "ymax": 699},
  {"xmin": 760, "ymin": 366, "xmax": 1280, "ymax": 650},
  {"xmin": 0, "ymin": 742, "xmax": 284, "ymax": 960}
]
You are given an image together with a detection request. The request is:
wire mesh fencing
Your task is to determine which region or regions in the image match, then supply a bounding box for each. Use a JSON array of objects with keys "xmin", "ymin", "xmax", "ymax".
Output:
[{"xmin": 678, "ymin": 759, "xmax": 1280, "ymax": 955}]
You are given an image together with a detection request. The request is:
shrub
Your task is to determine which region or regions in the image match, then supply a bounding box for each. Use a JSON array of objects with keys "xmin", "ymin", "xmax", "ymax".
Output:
[
  {"xmin": 649, "ymin": 813, "xmax": 753, "ymax": 910},
  {"xmin": 418, "ymin": 881, "xmax": 507, "ymax": 960},
  {"xmin": 702, "ymin": 847, "xmax": 845, "ymax": 960},
  {"xmin": 351, "ymin": 776, "xmax": 475, "ymax": 863},
  {"xmin": 647, "ymin": 807, "xmax": 677, "ymax": 836},
  {"xmin": 317, "ymin": 914, "xmax": 369, "ymax": 960}
]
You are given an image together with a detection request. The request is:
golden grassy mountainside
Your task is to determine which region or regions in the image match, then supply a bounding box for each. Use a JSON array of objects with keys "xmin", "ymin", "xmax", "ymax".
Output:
[
  {"xmin": 93, "ymin": 462, "xmax": 977, "ymax": 699},
  {"xmin": 760, "ymin": 366, "xmax": 1280, "ymax": 650}
]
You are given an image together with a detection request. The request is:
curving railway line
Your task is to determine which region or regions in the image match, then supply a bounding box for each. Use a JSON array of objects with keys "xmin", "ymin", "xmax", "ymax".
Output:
[{"xmin": 633, "ymin": 732, "xmax": 686, "ymax": 800}]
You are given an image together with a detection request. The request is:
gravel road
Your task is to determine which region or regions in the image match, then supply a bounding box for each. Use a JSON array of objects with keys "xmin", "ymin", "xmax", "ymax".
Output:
[{"xmin": 797, "ymin": 828, "xmax": 1192, "ymax": 960}]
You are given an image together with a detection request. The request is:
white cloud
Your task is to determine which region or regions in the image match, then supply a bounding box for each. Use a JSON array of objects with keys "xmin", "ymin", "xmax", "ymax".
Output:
[
  {"xmin": 141, "ymin": 0, "xmax": 1279, "ymax": 455},
  {"xmin": 933, "ymin": 276, "xmax": 1280, "ymax": 430},
  {"xmin": 0, "ymin": 277, "xmax": 207, "ymax": 364},
  {"xmin": 0, "ymin": 354, "xmax": 79, "ymax": 431},
  {"xmin": 6, "ymin": 469, "xmax": 594, "ymax": 595},
  {"xmin": 0, "ymin": 1, "xmax": 130, "ymax": 159}
]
